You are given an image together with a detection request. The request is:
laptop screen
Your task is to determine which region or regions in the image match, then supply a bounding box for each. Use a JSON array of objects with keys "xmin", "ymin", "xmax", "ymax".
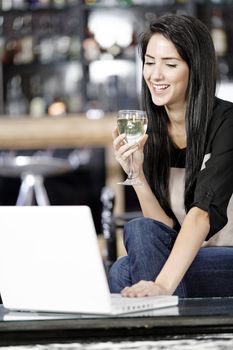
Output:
[{"xmin": 0, "ymin": 206, "xmax": 112, "ymax": 314}]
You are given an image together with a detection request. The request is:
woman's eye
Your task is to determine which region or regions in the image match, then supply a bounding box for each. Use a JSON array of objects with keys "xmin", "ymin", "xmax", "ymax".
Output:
[
  {"xmin": 166, "ymin": 64, "xmax": 177, "ymax": 68},
  {"xmin": 144, "ymin": 62, "xmax": 154, "ymax": 65}
]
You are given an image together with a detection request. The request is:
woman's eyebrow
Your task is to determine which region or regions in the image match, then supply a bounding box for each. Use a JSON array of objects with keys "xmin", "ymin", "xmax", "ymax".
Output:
[
  {"xmin": 145, "ymin": 54, "xmax": 155, "ymax": 59},
  {"xmin": 145, "ymin": 54, "xmax": 181, "ymax": 61},
  {"xmin": 163, "ymin": 57, "xmax": 181, "ymax": 61}
]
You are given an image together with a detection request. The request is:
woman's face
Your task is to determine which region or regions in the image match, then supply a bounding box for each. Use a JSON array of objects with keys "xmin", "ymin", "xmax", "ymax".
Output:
[{"xmin": 143, "ymin": 33, "xmax": 189, "ymax": 112}]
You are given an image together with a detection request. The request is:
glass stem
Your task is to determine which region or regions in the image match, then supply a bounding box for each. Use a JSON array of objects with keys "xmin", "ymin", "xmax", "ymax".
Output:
[{"xmin": 128, "ymin": 153, "xmax": 134, "ymax": 180}]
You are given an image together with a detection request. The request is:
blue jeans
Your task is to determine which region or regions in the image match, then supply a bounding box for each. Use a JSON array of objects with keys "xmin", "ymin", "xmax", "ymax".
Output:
[{"xmin": 108, "ymin": 218, "xmax": 233, "ymax": 297}]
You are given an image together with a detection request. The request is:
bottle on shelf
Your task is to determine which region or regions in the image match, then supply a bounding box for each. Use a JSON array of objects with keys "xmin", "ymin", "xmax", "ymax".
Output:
[
  {"xmin": 5, "ymin": 75, "xmax": 28, "ymax": 117},
  {"xmin": 210, "ymin": 7, "xmax": 228, "ymax": 57},
  {"xmin": 29, "ymin": 74, "xmax": 46, "ymax": 117}
]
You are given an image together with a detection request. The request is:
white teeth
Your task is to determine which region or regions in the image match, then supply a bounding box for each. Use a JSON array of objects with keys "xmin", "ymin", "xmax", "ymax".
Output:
[{"xmin": 152, "ymin": 84, "xmax": 169, "ymax": 91}]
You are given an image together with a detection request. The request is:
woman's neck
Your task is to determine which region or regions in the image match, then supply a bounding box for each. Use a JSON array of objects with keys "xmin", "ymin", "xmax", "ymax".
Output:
[{"xmin": 165, "ymin": 105, "xmax": 187, "ymax": 149}]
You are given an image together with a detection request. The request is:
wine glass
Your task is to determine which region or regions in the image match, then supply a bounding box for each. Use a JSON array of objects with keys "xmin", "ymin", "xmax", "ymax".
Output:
[{"xmin": 117, "ymin": 109, "xmax": 148, "ymax": 186}]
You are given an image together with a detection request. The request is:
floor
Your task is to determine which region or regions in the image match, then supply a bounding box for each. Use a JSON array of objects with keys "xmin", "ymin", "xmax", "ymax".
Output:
[{"xmin": 1, "ymin": 335, "xmax": 233, "ymax": 349}]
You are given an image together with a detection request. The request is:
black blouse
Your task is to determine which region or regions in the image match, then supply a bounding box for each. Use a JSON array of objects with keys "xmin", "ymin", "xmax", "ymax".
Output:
[{"xmin": 170, "ymin": 97, "xmax": 233, "ymax": 240}]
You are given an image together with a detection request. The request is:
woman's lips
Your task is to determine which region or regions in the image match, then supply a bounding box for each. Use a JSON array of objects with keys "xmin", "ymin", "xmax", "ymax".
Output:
[{"xmin": 152, "ymin": 83, "xmax": 170, "ymax": 93}]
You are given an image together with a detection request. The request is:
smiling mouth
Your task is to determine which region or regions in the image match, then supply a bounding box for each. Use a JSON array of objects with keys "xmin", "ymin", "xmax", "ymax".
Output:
[{"xmin": 152, "ymin": 84, "xmax": 170, "ymax": 93}]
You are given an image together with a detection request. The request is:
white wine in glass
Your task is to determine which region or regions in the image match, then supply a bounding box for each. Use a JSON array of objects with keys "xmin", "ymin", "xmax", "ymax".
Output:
[{"xmin": 117, "ymin": 109, "xmax": 148, "ymax": 186}]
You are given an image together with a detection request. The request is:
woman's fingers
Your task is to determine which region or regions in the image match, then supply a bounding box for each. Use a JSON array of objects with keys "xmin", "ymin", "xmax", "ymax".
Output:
[
  {"xmin": 121, "ymin": 281, "xmax": 155, "ymax": 297},
  {"xmin": 139, "ymin": 134, "xmax": 148, "ymax": 148},
  {"xmin": 113, "ymin": 132, "xmax": 138, "ymax": 158},
  {"xmin": 112, "ymin": 127, "xmax": 148, "ymax": 150},
  {"xmin": 116, "ymin": 145, "xmax": 138, "ymax": 163},
  {"xmin": 113, "ymin": 133, "xmax": 126, "ymax": 150},
  {"xmin": 112, "ymin": 128, "xmax": 147, "ymax": 175},
  {"xmin": 121, "ymin": 280, "xmax": 168, "ymax": 297},
  {"xmin": 112, "ymin": 126, "xmax": 119, "ymax": 141}
]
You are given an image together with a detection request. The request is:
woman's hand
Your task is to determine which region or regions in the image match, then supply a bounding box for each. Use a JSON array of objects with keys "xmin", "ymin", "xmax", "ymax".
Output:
[
  {"xmin": 121, "ymin": 280, "xmax": 170, "ymax": 297},
  {"xmin": 112, "ymin": 127, "xmax": 148, "ymax": 177}
]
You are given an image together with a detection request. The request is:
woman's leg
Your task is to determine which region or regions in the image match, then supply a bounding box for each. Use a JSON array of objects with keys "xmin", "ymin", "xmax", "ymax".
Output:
[
  {"xmin": 123, "ymin": 218, "xmax": 176, "ymax": 282},
  {"xmin": 108, "ymin": 217, "xmax": 187, "ymax": 296},
  {"xmin": 109, "ymin": 217, "xmax": 233, "ymax": 297},
  {"xmin": 108, "ymin": 255, "xmax": 131, "ymax": 293},
  {"xmin": 184, "ymin": 247, "xmax": 233, "ymax": 297}
]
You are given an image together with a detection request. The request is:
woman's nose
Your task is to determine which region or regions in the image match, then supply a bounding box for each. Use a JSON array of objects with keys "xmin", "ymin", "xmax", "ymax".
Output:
[{"xmin": 151, "ymin": 64, "xmax": 163, "ymax": 80}]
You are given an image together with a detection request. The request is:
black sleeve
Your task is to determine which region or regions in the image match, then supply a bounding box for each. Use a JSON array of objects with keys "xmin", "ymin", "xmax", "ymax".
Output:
[{"xmin": 191, "ymin": 105, "xmax": 233, "ymax": 239}]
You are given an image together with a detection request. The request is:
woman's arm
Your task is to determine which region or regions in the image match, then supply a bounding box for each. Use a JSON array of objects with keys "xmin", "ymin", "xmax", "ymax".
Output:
[
  {"xmin": 133, "ymin": 173, "xmax": 174, "ymax": 227},
  {"xmin": 154, "ymin": 206, "xmax": 209, "ymax": 294},
  {"xmin": 121, "ymin": 206, "xmax": 210, "ymax": 297},
  {"xmin": 113, "ymin": 127, "xmax": 173, "ymax": 227}
]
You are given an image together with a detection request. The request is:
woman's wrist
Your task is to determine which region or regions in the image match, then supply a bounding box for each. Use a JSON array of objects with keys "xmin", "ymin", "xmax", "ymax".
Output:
[
  {"xmin": 154, "ymin": 278, "xmax": 175, "ymax": 295},
  {"xmin": 153, "ymin": 281, "xmax": 171, "ymax": 295},
  {"xmin": 136, "ymin": 170, "xmax": 147, "ymax": 182}
]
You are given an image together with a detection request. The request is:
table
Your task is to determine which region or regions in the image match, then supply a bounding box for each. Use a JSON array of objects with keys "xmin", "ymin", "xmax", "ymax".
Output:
[{"xmin": 1, "ymin": 298, "xmax": 233, "ymax": 346}]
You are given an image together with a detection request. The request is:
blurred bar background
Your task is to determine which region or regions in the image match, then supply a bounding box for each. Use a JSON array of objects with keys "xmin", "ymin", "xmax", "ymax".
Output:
[{"xmin": 0, "ymin": 0, "xmax": 232, "ymax": 238}]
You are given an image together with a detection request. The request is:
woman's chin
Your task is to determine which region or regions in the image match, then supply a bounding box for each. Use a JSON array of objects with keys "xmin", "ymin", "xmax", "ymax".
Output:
[{"xmin": 151, "ymin": 96, "xmax": 167, "ymax": 107}]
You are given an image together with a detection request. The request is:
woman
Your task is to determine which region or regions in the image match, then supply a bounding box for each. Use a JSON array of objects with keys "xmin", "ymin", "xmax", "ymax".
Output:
[{"xmin": 109, "ymin": 14, "xmax": 233, "ymax": 298}]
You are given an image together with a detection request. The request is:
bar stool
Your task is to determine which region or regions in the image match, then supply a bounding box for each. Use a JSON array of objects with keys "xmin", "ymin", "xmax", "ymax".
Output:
[
  {"xmin": 101, "ymin": 186, "xmax": 142, "ymax": 269},
  {"xmin": 0, "ymin": 151, "xmax": 83, "ymax": 206}
]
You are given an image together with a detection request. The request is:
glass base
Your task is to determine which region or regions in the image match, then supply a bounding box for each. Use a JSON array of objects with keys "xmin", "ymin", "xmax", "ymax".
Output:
[{"xmin": 117, "ymin": 177, "xmax": 143, "ymax": 186}]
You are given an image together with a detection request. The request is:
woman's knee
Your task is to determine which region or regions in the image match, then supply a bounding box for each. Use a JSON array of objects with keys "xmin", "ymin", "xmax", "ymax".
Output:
[
  {"xmin": 124, "ymin": 217, "xmax": 155, "ymax": 245},
  {"xmin": 124, "ymin": 217, "xmax": 176, "ymax": 251}
]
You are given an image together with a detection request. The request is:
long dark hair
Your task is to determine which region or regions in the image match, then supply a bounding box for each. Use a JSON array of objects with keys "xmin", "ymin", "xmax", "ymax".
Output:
[{"xmin": 139, "ymin": 14, "xmax": 217, "ymax": 218}]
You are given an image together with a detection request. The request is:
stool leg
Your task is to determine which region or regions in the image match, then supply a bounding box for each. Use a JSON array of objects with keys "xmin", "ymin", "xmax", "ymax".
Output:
[
  {"xmin": 16, "ymin": 174, "xmax": 34, "ymax": 206},
  {"xmin": 34, "ymin": 175, "xmax": 50, "ymax": 206},
  {"xmin": 101, "ymin": 187, "xmax": 117, "ymax": 270}
]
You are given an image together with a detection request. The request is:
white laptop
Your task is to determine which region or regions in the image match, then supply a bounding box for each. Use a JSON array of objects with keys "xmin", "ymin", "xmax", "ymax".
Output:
[{"xmin": 0, "ymin": 206, "xmax": 178, "ymax": 315}]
